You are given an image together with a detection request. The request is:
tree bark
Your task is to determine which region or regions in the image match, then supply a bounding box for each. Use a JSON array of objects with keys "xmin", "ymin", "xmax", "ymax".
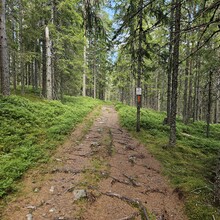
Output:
[
  {"xmin": 169, "ymin": 0, "xmax": 181, "ymax": 146},
  {"xmin": 42, "ymin": 37, "xmax": 47, "ymax": 97},
  {"xmin": 82, "ymin": 1, "xmax": 87, "ymax": 97},
  {"xmin": 45, "ymin": 26, "xmax": 53, "ymax": 100},
  {"xmin": 214, "ymin": 78, "xmax": 219, "ymax": 123},
  {"xmin": 166, "ymin": 0, "xmax": 175, "ymax": 124},
  {"xmin": 183, "ymin": 40, "xmax": 189, "ymax": 123},
  {"xmin": 206, "ymin": 70, "xmax": 213, "ymax": 138},
  {"xmin": 83, "ymin": 44, "xmax": 87, "ymax": 96},
  {"xmin": 0, "ymin": 0, "xmax": 10, "ymax": 96},
  {"xmin": 136, "ymin": 0, "xmax": 143, "ymax": 132}
]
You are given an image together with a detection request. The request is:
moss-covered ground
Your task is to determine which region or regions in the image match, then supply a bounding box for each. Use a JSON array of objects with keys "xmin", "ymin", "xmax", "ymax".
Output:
[
  {"xmin": 115, "ymin": 103, "xmax": 220, "ymax": 220},
  {"xmin": 0, "ymin": 94, "xmax": 102, "ymax": 198}
]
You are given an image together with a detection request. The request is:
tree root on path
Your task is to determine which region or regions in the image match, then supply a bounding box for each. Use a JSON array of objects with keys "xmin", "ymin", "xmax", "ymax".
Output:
[
  {"xmin": 50, "ymin": 168, "xmax": 83, "ymax": 175},
  {"xmin": 110, "ymin": 176, "xmax": 131, "ymax": 186},
  {"xmin": 123, "ymin": 174, "xmax": 141, "ymax": 187},
  {"xmin": 103, "ymin": 192, "xmax": 149, "ymax": 220}
]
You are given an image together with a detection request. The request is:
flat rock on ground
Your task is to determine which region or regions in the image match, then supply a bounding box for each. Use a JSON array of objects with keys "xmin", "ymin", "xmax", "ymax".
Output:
[{"xmin": 1, "ymin": 106, "xmax": 188, "ymax": 220}]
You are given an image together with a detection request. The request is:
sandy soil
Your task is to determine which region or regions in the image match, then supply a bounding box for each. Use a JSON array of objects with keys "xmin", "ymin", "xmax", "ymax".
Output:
[{"xmin": 1, "ymin": 106, "xmax": 188, "ymax": 220}]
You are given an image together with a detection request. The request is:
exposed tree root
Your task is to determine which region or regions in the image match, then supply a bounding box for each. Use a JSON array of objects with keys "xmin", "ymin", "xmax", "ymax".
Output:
[
  {"xmin": 110, "ymin": 176, "xmax": 130, "ymax": 186},
  {"xmin": 50, "ymin": 168, "xmax": 82, "ymax": 175},
  {"xmin": 123, "ymin": 174, "xmax": 141, "ymax": 187},
  {"xmin": 103, "ymin": 192, "xmax": 149, "ymax": 220}
]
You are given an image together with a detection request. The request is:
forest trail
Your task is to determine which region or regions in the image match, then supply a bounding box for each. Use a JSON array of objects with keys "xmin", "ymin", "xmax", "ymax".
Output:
[{"xmin": 2, "ymin": 106, "xmax": 188, "ymax": 220}]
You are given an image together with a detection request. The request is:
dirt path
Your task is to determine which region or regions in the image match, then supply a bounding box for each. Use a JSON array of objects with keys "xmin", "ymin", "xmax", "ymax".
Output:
[{"xmin": 1, "ymin": 106, "xmax": 188, "ymax": 220}]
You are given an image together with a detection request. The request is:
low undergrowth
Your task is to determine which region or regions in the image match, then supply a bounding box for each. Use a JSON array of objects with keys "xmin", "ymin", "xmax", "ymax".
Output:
[
  {"xmin": 115, "ymin": 103, "xmax": 220, "ymax": 220},
  {"xmin": 0, "ymin": 94, "xmax": 102, "ymax": 198}
]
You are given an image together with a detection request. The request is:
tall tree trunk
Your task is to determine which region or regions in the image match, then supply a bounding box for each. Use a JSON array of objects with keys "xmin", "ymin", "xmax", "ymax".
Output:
[
  {"xmin": 169, "ymin": 0, "xmax": 181, "ymax": 146},
  {"xmin": 12, "ymin": 52, "xmax": 16, "ymax": 91},
  {"xmin": 82, "ymin": 1, "xmax": 87, "ymax": 97},
  {"xmin": 11, "ymin": 21, "xmax": 17, "ymax": 92},
  {"xmin": 42, "ymin": 37, "xmax": 47, "ymax": 97},
  {"xmin": 83, "ymin": 44, "xmax": 87, "ymax": 96},
  {"xmin": 206, "ymin": 71, "xmax": 213, "ymax": 138},
  {"xmin": 45, "ymin": 26, "xmax": 53, "ymax": 100},
  {"xmin": 193, "ymin": 59, "xmax": 201, "ymax": 121},
  {"xmin": 136, "ymin": 0, "xmax": 143, "ymax": 132},
  {"xmin": 18, "ymin": 0, "xmax": 25, "ymax": 95},
  {"xmin": 0, "ymin": 0, "xmax": 10, "ymax": 96},
  {"xmin": 187, "ymin": 60, "xmax": 193, "ymax": 122},
  {"xmin": 214, "ymin": 78, "xmax": 219, "ymax": 123},
  {"xmin": 183, "ymin": 40, "xmax": 189, "ymax": 123},
  {"xmin": 166, "ymin": 0, "xmax": 175, "ymax": 124},
  {"xmin": 34, "ymin": 57, "xmax": 38, "ymax": 91},
  {"xmin": 93, "ymin": 63, "xmax": 97, "ymax": 99}
]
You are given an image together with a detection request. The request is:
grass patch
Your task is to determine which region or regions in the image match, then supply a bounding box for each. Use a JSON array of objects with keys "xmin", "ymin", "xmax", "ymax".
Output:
[
  {"xmin": 115, "ymin": 102, "xmax": 220, "ymax": 220},
  {"xmin": 0, "ymin": 94, "xmax": 102, "ymax": 198}
]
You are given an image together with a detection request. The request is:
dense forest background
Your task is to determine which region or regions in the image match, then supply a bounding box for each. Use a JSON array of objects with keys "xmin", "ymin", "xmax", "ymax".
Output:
[{"xmin": 1, "ymin": 0, "xmax": 220, "ymax": 135}]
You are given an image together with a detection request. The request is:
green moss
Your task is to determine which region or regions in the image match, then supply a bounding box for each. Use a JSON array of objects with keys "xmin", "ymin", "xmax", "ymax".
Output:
[{"xmin": 0, "ymin": 95, "xmax": 102, "ymax": 197}]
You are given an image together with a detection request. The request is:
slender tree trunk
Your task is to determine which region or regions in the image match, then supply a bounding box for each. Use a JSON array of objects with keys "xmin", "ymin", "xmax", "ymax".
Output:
[
  {"xmin": 187, "ymin": 60, "xmax": 193, "ymax": 122},
  {"xmin": 183, "ymin": 40, "xmax": 189, "ymax": 123},
  {"xmin": 82, "ymin": 1, "xmax": 87, "ymax": 97},
  {"xmin": 214, "ymin": 78, "xmax": 219, "ymax": 123},
  {"xmin": 93, "ymin": 62, "xmax": 97, "ymax": 99},
  {"xmin": 45, "ymin": 26, "xmax": 53, "ymax": 100},
  {"xmin": 11, "ymin": 21, "xmax": 17, "ymax": 92},
  {"xmin": 12, "ymin": 52, "xmax": 16, "ymax": 91},
  {"xmin": 83, "ymin": 44, "xmax": 87, "ymax": 96},
  {"xmin": 42, "ymin": 37, "xmax": 47, "ymax": 97},
  {"xmin": 169, "ymin": 0, "xmax": 181, "ymax": 146},
  {"xmin": 34, "ymin": 57, "xmax": 38, "ymax": 91},
  {"xmin": 136, "ymin": 0, "xmax": 143, "ymax": 132},
  {"xmin": 206, "ymin": 71, "xmax": 213, "ymax": 138},
  {"xmin": 0, "ymin": 0, "xmax": 10, "ymax": 96},
  {"xmin": 194, "ymin": 60, "xmax": 201, "ymax": 121},
  {"xmin": 166, "ymin": 0, "xmax": 175, "ymax": 124}
]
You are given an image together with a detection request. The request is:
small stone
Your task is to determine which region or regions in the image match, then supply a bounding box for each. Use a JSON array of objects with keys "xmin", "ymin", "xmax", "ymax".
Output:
[
  {"xmin": 33, "ymin": 188, "xmax": 40, "ymax": 193},
  {"xmin": 26, "ymin": 205, "xmax": 36, "ymax": 210},
  {"xmin": 73, "ymin": 189, "xmax": 87, "ymax": 201},
  {"xmin": 55, "ymin": 158, "xmax": 62, "ymax": 162},
  {"xmin": 49, "ymin": 208, "xmax": 56, "ymax": 213},
  {"xmin": 128, "ymin": 156, "xmax": 136, "ymax": 164},
  {"xmin": 90, "ymin": 142, "xmax": 100, "ymax": 147},
  {"xmin": 26, "ymin": 213, "xmax": 33, "ymax": 220},
  {"xmin": 50, "ymin": 186, "xmax": 55, "ymax": 193},
  {"xmin": 125, "ymin": 145, "xmax": 135, "ymax": 151}
]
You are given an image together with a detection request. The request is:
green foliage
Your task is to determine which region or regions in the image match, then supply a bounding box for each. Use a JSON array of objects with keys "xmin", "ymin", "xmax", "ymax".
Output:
[
  {"xmin": 0, "ymin": 95, "xmax": 102, "ymax": 197},
  {"xmin": 115, "ymin": 103, "xmax": 220, "ymax": 219}
]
